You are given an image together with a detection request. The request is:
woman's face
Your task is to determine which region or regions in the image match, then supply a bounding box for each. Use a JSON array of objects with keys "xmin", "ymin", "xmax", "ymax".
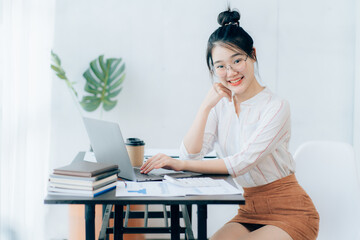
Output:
[{"xmin": 211, "ymin": 45, "xmax": 260, "ymax": 98}]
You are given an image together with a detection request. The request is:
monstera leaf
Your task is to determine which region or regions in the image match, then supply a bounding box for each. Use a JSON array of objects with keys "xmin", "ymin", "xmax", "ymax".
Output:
[{"xmin": 80, "ymin": 55, "xmax": 125, "ymax": 112}]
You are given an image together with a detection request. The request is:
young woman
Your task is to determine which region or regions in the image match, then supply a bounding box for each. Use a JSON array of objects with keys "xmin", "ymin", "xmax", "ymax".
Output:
[{"xmin": 141, "ymin": 8, "xmax": 319, "ymax": 240}]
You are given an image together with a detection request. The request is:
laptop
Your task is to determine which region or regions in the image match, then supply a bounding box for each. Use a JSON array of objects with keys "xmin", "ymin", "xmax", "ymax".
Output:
[{"xmin": 82, "ymin": 117, "xmax": 202, "ymax": 181}]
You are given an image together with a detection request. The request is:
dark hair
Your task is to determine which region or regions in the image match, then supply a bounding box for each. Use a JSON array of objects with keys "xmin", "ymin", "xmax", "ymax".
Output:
[{"xmin": 206, "ymin": 8, "xmax": 255, "ymax": 73}]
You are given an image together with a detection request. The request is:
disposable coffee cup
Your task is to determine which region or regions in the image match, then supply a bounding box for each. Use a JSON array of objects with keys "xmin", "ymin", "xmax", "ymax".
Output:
[{"xmin": 125, "ymin": 138, "xmax": 145, "ymax": 167}]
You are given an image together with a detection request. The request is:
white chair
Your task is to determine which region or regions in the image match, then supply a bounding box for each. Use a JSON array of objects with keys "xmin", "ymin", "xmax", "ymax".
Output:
[{"xmin": 294, "ymin": 141, "xmax": 360, "ymax": 240}]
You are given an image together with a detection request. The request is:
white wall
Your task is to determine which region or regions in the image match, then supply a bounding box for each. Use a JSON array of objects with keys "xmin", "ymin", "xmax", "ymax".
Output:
[
  {"xmin": 277, "ymin": 0, "xmax": 355, "ymax": 150},
  {"xmin": 49, "ymin": 0, "xmax": 358, "ymax": 239}
]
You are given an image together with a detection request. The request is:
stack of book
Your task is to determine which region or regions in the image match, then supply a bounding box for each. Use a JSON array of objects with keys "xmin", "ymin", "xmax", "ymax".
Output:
[{"xmin": 48, "ymin": 152, "xmax": 119, "ymax": 197}]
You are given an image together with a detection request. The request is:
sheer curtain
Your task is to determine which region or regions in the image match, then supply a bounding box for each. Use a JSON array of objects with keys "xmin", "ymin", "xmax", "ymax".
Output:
[
  {"xmin": 0, "ymin": 0, "xmax": 55, "ymax": 239},
  {"xmin": 355, "ymin": 0, "xmax": 360, "ymax": 174}
]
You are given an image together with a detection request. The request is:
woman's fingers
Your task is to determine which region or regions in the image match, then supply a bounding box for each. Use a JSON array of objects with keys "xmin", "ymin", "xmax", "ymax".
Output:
[
  {"xmin": 140, "ymin": 153, "xmax": 171, "ymax": 174},
  {"xmin": 214, "ymin": 83, "xmax": 232, "ymax": 101},
  {"xmin": 140, "ymin": 154, "xmax": 160, "ymax": 173},
  {"xmin": 140, "ymin": 154, "xmax": 185, "ymax": 174}
]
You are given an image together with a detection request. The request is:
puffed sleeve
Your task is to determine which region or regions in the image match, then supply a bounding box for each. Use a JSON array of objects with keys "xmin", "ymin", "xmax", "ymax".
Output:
[
  {"xmin": 179, "ymin": 106, "xmax": 219, "ymax": 160},
  {"xmin": 223, "ymin": 100, "xmax": 291, "ymax": 177}
]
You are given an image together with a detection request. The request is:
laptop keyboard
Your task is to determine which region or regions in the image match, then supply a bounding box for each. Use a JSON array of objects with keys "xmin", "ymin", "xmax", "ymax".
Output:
[
  {"xmin": 133, "ymin": 167, "xmax": 164, "ymax": 181},
  {"xmin": 133, "ymin": 167, "xmax": 203, "ymax": 181}
]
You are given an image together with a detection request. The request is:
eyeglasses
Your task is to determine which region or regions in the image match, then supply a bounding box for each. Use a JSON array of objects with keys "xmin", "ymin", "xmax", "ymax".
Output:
[{"xmin": 213, "ymin": 54, "xmax": 248, "ymax": 77}]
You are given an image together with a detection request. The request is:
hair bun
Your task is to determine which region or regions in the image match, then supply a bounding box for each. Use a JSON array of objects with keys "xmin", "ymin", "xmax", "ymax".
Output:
[{"xmin": 217, "ymin": 9, "xmax": 240, "ymax": 26}]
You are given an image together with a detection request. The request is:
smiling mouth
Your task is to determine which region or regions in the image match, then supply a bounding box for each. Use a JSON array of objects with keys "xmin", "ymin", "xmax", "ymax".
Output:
[{"xmin": 228, "ymin": 76, "xmax": 244, "ymax": 86}]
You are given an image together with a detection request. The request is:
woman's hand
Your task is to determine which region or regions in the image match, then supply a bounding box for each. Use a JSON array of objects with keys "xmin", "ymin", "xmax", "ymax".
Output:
[
  {"xmin": 141, "ymin": 154, "xmax": 229, "ymax": 175},
  {"xmin": 140, "ymin": 153, "xmax": 185, "ymax": 174},
  {"xmin": 202, "ymin": 83, "xmax": 232, "ymax": 110}
]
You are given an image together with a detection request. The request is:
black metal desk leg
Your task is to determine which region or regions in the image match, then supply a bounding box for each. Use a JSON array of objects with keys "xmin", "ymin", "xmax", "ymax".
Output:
[
  {"xmin": 170, "ymin": 204, "xmax": 180, "ymax": 240},
  {"xmin": 114, "ymin": 204, "xmax": 124, "ymax": 240},
  {"xmin": 186, "ymin": 204, "xmax": 192, "ymax": 222},
  {"xmin": 85, "ymin": 204, "xmax": 95, "ymax": 240},
  {"xmin": 197, "ymin": 204, "xmax": 207, "ymax": 240}
]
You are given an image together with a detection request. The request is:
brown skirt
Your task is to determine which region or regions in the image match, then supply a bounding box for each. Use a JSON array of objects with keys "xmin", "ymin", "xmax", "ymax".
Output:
[{"xmin": 229, "ymin": 174, "xmax": 319, "ymax": 240}]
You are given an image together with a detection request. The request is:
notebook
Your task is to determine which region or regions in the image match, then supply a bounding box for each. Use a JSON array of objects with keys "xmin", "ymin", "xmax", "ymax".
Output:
[
  {"xmin": 53, "ymin": 152, "xmax": 118, "ymax": 177},
  {"xmin": 82, "ymin": 117, "xmax": 201, "ymax": 181}
]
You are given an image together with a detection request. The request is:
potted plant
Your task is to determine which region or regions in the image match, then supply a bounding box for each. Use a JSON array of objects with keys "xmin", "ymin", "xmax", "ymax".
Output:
[{"xmin": 50, "ymin": 51, "xmax": 126, "ymax": 115}]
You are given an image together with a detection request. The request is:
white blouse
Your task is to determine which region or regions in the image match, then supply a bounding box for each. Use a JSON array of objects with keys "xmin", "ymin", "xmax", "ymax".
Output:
[{"xmin": 179, "ymin": 87, "xmax": 295, "ymax": 188}]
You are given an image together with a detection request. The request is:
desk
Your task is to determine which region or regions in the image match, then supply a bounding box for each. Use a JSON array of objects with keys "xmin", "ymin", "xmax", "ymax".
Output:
[{"xmin": 44, "ymin": 176, "xmax": 245, "ymax": 240}]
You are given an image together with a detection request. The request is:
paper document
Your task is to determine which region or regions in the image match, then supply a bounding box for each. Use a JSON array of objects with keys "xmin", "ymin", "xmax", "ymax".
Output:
[
  {"xmin": 172, "ymin": 179, "xmax": 242, "ymax": 196},
  {"xmin": 116, "ymin": 179, "xmax": 242, "ymax": 197},
  {"xmin": 116, "ymin": 181, "xmax": 185, "ymax": 197}
]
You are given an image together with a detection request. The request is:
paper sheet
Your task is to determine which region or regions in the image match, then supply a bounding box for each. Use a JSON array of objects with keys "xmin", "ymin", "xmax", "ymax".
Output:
[
  {"xmin": 115, "ymin": 179, "xmax": 242, "ymax": 197},
  {"xmin": 116, "ymin": 181, "xmax": 185, "ymax": 197}
]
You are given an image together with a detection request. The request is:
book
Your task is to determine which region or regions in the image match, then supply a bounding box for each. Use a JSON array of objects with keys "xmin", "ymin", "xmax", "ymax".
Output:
[
  {"xmin": 49, "ymin": 174, "xmax": 117, "ymax": 189},
  {"xmin": 49, "ymin": 169, "xmax": 119, "ymax": 183},
  {"xmin": 53, "ymin": 156, "xmax": 118, "ymax": 177},
  {"xmin": 48, "ymin": 181, "xmax": 117, "ymax": 197}
]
